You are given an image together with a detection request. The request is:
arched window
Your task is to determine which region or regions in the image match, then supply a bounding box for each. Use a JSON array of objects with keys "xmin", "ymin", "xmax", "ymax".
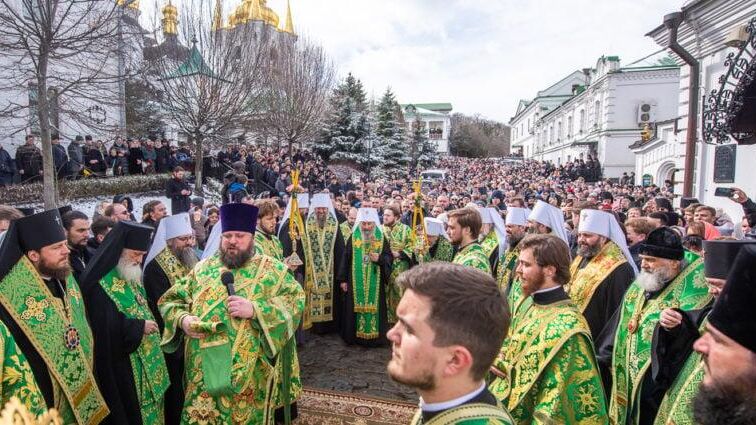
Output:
[
  {"xmin": 579, "ymin": 109, "xmax": 586, "ymax": 132},
  {"xmin": 594, "ymin": 100, "xmax": 601, "ymax": 127},
  {"xmin": 567, "ymin": 115, "xmax": 573, "ymax": 138}
]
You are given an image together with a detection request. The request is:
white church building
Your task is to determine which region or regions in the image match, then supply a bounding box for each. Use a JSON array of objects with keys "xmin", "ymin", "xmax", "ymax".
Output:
[
  {"xmin": 632, "ymin": 0, "xmax": 756, "ymax": 224},
  {"xmin": 510, "ymin": 55, "xmax": 680, "ymax": 178}
]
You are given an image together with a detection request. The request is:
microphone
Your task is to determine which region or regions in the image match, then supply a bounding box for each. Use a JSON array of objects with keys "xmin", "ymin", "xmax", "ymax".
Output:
[{"xmin": 221, "ymin": 272, "xmax": 235, "ymax": 296}]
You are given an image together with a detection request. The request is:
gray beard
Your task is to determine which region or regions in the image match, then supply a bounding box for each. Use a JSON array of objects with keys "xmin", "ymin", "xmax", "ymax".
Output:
[
  {"xmin": 171, "ymin": 246, "xmax": 198, "ymax": 269},
  {"xmin": 117, "ymin": 257, "xmax": 143, "ymax": 282},
  {"xmin": 636, "ymin": 270, "xmax": 665, "ymax": 293}
]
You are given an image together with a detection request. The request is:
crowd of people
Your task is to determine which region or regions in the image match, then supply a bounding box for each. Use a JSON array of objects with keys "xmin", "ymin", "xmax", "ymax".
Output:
[{"xmin": 0, "ymin": 154, "xmax": 754, "ymax": 425}]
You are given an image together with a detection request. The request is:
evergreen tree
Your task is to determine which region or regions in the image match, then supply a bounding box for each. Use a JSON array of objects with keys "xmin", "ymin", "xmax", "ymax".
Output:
[
  {"xmin": 373, "ymin": 88, "xmax": 409, "ymax": 175},
  {"xmin": 313, "ymin": 73, "xmax": 370, "ymax": 163},
  {"xmin": 410, "ymin": 120, "xmax": 438, "ymax": 171}
]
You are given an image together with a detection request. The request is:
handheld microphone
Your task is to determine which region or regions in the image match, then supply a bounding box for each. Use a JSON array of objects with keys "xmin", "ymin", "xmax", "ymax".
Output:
[{"xmin": 221, "ymin": 271, "xmax": 235, "ymax": 296}]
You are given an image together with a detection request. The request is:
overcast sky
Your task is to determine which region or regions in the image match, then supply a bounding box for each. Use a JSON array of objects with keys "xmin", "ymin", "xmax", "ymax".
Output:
[{"xmin": 144, "ymin": 0, "xmax": 684, "ymax": 123}]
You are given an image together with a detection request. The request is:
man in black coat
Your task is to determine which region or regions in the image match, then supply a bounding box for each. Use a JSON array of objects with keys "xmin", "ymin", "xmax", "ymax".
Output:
[
  {"xmin": 0, "ymin": 144, "xmax": 15, "ymax": 186},
  {"xmin": 15, "ymin": 134, "xmax": 42, "ymax": 182},
  {"xmin": 155, "ymin": 139, "xmax": 170, "ymax": 173},
  {"xmin": 165, "ymin": 166, "xmax": 192, "ymax": 214},
  {"xmin": 51, "ymin": 134, "xmax": 69, "ymax": 178}
]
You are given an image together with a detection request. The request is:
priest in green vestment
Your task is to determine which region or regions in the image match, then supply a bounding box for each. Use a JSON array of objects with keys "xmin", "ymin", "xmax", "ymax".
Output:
[
  {"xmin": 302, "ymin": 193, "xmax": 344, "ymax": 333},
  {"xmin": 253, "ymin": 199, "xmax": 286, "ymax": 261},
  {"xmin": 479, "ymin": 207, "xmax": 507, "ymax": 274},
  {"xmin": 159, "ymin": 203, "xmax": 305, "ymax": 425},
  {"xmin": 0, "ymin": 209, "xmax": 108, "ymax": 424},
  {"xmin": 80, "ymin": 221, "xmax": 169, "ymax": 425},
  {"xmin": 650, "ymin": 240, "xmax": 753, "ymax": 425},
  {"xmin": 336, "ymin": 208, "xmax": 393, "ymax": 347},
  {"xmin": 448, "ymin": 208, "xmax": 491, "ymax": 274},
  {"xmin": 687, "ymin": 244, "xmax": 756, "ymax": 424},
  {"xmin": 495, "ymin": 207, "xmax": 528, "ymax": 295},
  {"xmin": 488, "ymin": 234, "xmax": 608, "ymax": 424},
  {"xmin": 382, "ymin": 205, "xmax": 412, "ymax": 323},
  {"xmin": 340, "ymin": 207, "xmax": 357, "ymax": 245},
  {"xmin": 413, "ymin": 217, "xmax": 454, "ymax": 263},
  {"xmin": 387, "ymin": 263, "xmax": 514, "ymax": 425},
  {"xmin": 143, "ymin": 213, "xmax": 198, "ymax": 425},
  {"xmin": 596, "ymin": 227, "xmax": 711, "ymax": 425}
]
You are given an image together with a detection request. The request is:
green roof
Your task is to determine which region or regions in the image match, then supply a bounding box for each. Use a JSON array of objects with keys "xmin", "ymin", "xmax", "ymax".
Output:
[
  {"xmin": 161, "ymin": 45, "xmax": 219, "ymax": 80},
  {"xmin": 401, "ymin": 103, "xmax": 453, "ymax": 112}
]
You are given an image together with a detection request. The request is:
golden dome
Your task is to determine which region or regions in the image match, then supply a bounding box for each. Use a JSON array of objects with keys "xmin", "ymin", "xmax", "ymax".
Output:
[
  {"xmin": 260, "ymin": 1, "xmax": 280, "ymax": 28},
  {"xmin": 117, "ymin": 0, "xmax": 140, "ymax": 10},
  {"xmin": 237, "ymin": 0, "xmax": 261, "ymax": 24},
  {"xmin": 161, "ymin": 0, "xmax": 178, "ymax": 35}
]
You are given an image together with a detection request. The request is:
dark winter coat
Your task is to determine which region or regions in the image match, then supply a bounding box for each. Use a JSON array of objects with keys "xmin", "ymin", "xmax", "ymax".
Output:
[
  {"xmin": 0, "ymin": 146, "xmax": 15, "ymax": 184},
  {"xmin": 166, "ymin": 177, "xmax": 191, "ymax": 214},
  {"xmin": 15, "ymin": 144, "xmax": 42, "ymax": 181},
  {"xmin": 67, "ymin": 142, "xmax": 84, "ymax": 174},
  {"xmin": 52, "ymin": 143, "xmax": 69, "ymax": 177}
]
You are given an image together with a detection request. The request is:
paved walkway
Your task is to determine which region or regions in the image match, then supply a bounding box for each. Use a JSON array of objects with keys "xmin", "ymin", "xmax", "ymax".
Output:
[{"xmin": 298, "ymin": 333, "xmax": 417, "ymax": 402}]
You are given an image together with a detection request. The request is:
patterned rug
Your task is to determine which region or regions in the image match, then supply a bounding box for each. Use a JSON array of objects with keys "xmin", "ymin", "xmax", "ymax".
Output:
[{"xmin": 296, "ymin": 388, "xmax": 417, "ymax": 424}]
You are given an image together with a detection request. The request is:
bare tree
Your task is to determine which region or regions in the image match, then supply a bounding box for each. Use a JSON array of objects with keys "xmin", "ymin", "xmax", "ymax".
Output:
[
  {"xmin": 257, "ymin": 37, "xmax": 335, "ymax": 153},
  {"xmin": 148, "ymin": 0, "xmax": 271, "ymax": 194},
  {"xmin": 0, "ymin": 0, "xmax": 137, "ymax": 207}
]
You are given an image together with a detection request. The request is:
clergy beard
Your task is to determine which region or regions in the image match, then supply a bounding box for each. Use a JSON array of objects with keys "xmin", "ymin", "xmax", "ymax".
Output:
[
  {"xmin": 636, "ymin": 269, "xmax": 666, "ymax": 293},
  {"xmin": 36, "ymin": 258, "xmax": 71, "ymax": 281},
  {"xmin": 693, "ymin": 379, "xmax": 756, "ymax": 425},
  {"xmin": 576, "ymin": 242, "xmax": 601, "ymax": 258},
  {"xmin": 508, "ymin": 233, "xmax": 524, "ymax": 250},
  {"xmin": 220, "ymin": 246, "xmax": 252, "ymax": 269},
  {"xmin": 171, "ymin": 245, "xmax": 198, "ymax": 269},
  {"xmin": 117, "ymin": 256, "xmax": 143, "ymax": 282}
]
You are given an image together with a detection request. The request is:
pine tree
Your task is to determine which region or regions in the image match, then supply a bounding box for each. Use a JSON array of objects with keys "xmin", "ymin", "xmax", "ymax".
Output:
[
  {"xmin": 313, "ymin": 73, "xmax": 370, "ymax": 163},
  {"xmin": 410, "ymin": 120, "xmax": 438, "ymax": 171},
  {"xmin": 373, "ymin": 88, "xmax": 409, "ymax": 176}
]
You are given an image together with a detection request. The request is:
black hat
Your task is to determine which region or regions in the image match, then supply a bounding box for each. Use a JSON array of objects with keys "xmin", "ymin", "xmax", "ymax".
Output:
[
  {"xmin": 708, "ymin": 245, "xmax": 756, "ymax": 353},
  {"xmin": 191, "ymin": 197, "xmax": 205, "ymax": 208},
  {"xmin": 680, "ymin": 197, "xmax": 699, "ymax": 209},
  {"xmin": 17, "ymin": 207, "xmax": 35, "ymax": 216},
  {"xmin": 639, "ymin": 227, "xmax": 685, "ymax": 260},
  {"xmin": 220, "ymin": 203, "xmax": 258, "ymax": 234},
  {"xmin": 79, "ymin": 221, "xmax": 154, "ymax": 291},
  {"xmin": 74, "ymin": 135, "xmax": 84, "ymax": 142},
  {"xmin": 0, "ymin": 209, "xmax": 67, "ymax": 281},
  {"xmin": 703, "ymin": 239, "xmax": 756, "ymax": 279}
]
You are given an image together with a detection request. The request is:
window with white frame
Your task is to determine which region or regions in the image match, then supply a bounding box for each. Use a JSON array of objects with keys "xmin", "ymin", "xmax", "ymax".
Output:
[{"xmin": 579, "ymin": 109, "xmax": 586, "ymax": 132}]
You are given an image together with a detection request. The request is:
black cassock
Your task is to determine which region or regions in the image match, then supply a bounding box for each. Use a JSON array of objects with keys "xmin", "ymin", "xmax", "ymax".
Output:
[
  {"xmin": 577, "ymin": 258, "xmax": 635, "ymax": 339},
  {"xmin": 336, "ymin": 237, "xmax": 392, "ymax": 347},
  {"xmin": 80, "ymin": 275, "xmax": 145, "ymax": 425},
  {"xmin": 143, "ymin": 259, "xmax": 185, "ymax": 425}
]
